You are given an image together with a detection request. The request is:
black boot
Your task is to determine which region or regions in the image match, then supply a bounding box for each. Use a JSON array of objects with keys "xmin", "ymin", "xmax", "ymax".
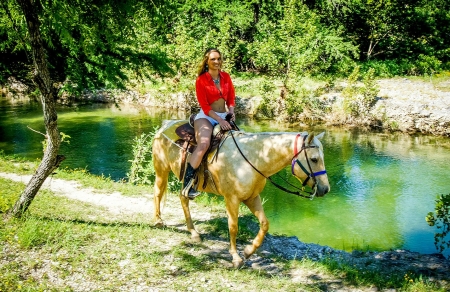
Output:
[{"xmin": 182, "ymin": 163, "xmax": 201, "ymax": 199}]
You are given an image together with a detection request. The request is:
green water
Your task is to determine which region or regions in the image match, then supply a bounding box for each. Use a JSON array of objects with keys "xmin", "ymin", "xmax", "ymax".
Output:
[{"xmin": 1, "ymin": 98, "xmax": 449, "ymax": 256}]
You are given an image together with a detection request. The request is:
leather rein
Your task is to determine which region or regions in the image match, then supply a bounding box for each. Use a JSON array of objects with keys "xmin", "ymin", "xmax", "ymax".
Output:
[{"xmin": 229, "ymin": 131, "xmax": 327, "ymax": 199}]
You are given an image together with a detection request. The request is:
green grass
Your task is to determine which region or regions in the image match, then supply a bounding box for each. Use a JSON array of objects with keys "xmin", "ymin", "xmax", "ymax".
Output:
[
  {"xmin": 1, "ymin": 154, "xmax": 449, "ymax": 291},
  {"xmin": 0, "ymin": 151, "xmax": 150, "ymax": 197},
  {"xmin": 405, "ymin": 71, "xmax": 450, "ymax": 92}
]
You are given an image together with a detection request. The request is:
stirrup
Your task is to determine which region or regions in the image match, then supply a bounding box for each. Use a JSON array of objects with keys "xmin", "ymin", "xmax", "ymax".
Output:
[{"xmin": 182, "ymin": 179, "xmax": 201, "ymax": 200}]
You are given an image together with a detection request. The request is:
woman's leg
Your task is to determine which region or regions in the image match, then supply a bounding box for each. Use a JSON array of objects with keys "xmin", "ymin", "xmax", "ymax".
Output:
[
  {"xmin": 182, "ymin": 118, "xmax": 213, "ymax": 199},
  {"xmin": 190, "ymin": 118, "xmax": 213, "ymax": 168}
]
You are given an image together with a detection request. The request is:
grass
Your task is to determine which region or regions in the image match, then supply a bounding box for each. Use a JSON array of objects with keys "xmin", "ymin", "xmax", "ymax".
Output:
[
  {"xmin": 1, "ymin": 154, "xmax": 449, "ymax": 291},
  {"xmin": 0, "ymin": 151, "xmax": 150, "ymax": 197},
  {"xmin": 406, "ymin": 71, "xmax": 450, "ymax": 92}
]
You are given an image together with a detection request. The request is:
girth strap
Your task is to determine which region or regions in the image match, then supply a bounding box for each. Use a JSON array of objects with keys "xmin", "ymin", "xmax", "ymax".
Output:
[{"xmin": 179, "ymin": 140, "xmax": 190, "ymax": 180}]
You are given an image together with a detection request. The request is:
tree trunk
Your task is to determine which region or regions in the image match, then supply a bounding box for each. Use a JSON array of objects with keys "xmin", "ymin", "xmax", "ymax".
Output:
[{"xmin": 10, "ymin": 0, "xmax": 65, "ymax": 217}]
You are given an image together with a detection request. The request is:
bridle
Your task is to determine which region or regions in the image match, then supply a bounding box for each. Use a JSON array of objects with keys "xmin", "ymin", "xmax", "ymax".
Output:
[
  {"xmin": 291, "ymin": 133, "xmax": 327, "ymax": 188},
  {"xmin": 229, "ymin": 130, "xmax": 327, "ymax": 199}
]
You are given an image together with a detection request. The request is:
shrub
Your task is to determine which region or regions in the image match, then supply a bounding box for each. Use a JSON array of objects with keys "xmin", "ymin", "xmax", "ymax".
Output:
[
  {"xmin": 425, "ymin": 194, "xmax": 450, "ymax": 256},
  {"xmin": 256, "ymin": 80, "xmax": 278, "ymax": 118},
  {"xmin": 342, "ymin": 66, "xmax": 379, "ymax": 117},
  {"xmin": 127, "ymin": 128, "xmax": 158, "ymax": 185},
  {"xmin": 413, "ymin": 55, "xmax": 442, "ymax": 76}
]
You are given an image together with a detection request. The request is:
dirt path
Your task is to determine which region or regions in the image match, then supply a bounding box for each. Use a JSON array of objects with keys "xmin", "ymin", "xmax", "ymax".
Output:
[
  {"xmin": 1, "ymin": 173, "xmax": 154, "ymax": 214},
  {"xmin": 0, "ymin": 172, "xmax": 214, "ymax": 226}
]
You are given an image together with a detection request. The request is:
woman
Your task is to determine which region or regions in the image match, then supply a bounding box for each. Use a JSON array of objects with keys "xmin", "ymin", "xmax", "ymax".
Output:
[{"xmin": 182, "ymin": 48, "xmax": 236, "ymax": 199}]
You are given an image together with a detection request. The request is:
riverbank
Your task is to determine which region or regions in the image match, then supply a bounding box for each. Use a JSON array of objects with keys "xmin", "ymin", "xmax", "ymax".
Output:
[
  {"xmin": 1, "ymin": 169, "xmax": 449, "ymax": 291},
  {"xmin": 3, "ymin": 75, "xmax": 450, "ymax": 137}
]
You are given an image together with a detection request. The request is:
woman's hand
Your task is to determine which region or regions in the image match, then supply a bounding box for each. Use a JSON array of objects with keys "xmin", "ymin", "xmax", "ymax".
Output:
[
  {"xmin": 228, "ymin": 108, "xmax": 235, "ymax": 122},
  {"xmin": 218, "ymin": 118, "xmax": 232, "ymax": 130}
]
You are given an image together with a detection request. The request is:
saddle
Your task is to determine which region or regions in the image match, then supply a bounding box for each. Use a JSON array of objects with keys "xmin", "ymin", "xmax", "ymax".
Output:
[{"xmin": 175, "ymin": 113, "xmax": 239, "ymax": 187}]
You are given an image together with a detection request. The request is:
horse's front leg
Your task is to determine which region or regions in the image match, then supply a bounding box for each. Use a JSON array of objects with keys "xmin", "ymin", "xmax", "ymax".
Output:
[
  {"xmin": 243, "ymin": 195, "xmax": 269, "ymax": 259},
  {"xmin": 179, "ymin": 195, "xmax": 201, "ymax": 242},
  {"xmin": 225, "ymin": 198, "xmax": 244, "ymax": 268}
]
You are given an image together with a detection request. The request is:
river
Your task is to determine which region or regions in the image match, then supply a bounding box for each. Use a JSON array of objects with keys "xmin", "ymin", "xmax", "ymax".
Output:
[{"xmin": 1, "ymin": 97, "xmax": 449, "ymax": 257}]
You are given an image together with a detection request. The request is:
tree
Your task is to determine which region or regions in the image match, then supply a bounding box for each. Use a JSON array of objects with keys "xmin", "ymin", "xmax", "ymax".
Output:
[
  {"xmin": 1, "ymin": 0, "xmax": 173, "ymax": 93},
  {"xmin": 304, "ymin": 0, "xmax": 450, "ymax": 64},
  {"xmin": 250, "ymin": 0, "xmax": 357, "ymax": 81},
  {"xmin": 9, "ymin": 0, "xmax": 64, "ymax": 217}
]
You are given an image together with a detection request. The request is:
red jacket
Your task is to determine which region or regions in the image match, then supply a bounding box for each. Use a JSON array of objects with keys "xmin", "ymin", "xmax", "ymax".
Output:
[{"xmin": 195, "ymin": 71, "xmax": 235, "ymax": 115}]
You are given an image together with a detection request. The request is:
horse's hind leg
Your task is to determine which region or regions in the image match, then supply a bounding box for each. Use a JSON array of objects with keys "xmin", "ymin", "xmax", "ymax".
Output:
[
  {"xmin": 242, "ymin": 195, "xmax": 269, "ymax": 259},
  {"xmin": 179, "ymin": 195, "xmax": 201, "ymax": 242}
]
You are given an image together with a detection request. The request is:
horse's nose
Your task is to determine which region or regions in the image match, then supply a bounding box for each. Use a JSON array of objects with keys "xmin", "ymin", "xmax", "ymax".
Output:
[{"xmin": 317, "ymin": 184, "xmax": 330, "ymax": 197}]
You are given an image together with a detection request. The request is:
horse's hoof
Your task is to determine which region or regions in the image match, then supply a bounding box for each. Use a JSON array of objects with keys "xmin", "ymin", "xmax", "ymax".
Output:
[
  {"xmin": 244, "ymin": 245, "xmax": 255, "ymax": 259},
  {"xmin": 191, "ymin": 234, "xmax": 202, "ymax": 243},
  {"xmin": 154, "ymin": 220, "xmax": 165, "ymax": 228},
  {"xmin": 232, "ymin": 258, "xmax": 244, "ymax": 269}
]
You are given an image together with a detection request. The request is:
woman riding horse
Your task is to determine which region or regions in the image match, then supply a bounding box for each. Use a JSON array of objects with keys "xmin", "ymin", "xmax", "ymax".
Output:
[
  {"xmin": 153, "ymin": 122, "xmax": 330, "ymax": 268},
  {"xmin": 182, "ymin": 48, "xmax": 236, "ymax": 200}
]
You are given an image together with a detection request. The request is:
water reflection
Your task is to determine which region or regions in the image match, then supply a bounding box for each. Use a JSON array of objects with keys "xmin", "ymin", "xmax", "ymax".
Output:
[{"xmin": 1, "ymin": 98, "xmax": 449, "ymax": 257}]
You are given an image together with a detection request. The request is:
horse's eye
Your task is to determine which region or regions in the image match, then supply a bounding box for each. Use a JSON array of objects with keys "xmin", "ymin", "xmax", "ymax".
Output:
[{"xmin": 311, "ymin": 157, "xmax": 318, "ymax": 163}]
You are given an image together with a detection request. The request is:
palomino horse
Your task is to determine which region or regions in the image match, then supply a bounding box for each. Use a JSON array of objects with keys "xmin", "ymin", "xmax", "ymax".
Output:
[{"xmin": 152, "ymin": 120, "xmax": 330, "ymax": 268}]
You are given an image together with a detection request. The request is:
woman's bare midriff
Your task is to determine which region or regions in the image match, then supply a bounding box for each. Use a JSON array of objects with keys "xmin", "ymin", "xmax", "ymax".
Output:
[{"xmin": 210, "ymin": 98, "xmax": 226, "ymax": 113}]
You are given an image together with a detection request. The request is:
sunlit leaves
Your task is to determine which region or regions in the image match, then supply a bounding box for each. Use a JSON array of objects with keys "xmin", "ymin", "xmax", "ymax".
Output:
[
  {"xmin": 250, "ymin": 0, "xmax": 357, "ymax": 79},
  {"xmin": 2, "ymin": 0, "xmax": 449, "ymax": 89}
]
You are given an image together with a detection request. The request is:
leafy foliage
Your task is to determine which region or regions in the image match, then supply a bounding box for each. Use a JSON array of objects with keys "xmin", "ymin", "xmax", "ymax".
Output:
[
  {"xmin": 250, "ymin": 0, "xmax": 357, "ymax": 81},
  {"xmin": 426, "ymin": 194, "xmax": 450, "ymax": 256},
  {"xmin": 1, "ymin": 0, "xmax": 173, "ymax": 92},
  {"xmin": 342, "ymin": 66, "xmax": 379, "ymax": 116},
  {"xmin": 1, "ymin": 0, "xmax": 449, "ymax": 91},
  {"xmin": 306, "ymin": 0, "xmax": 450, "ymax": 66},
  {"xmin": 127, "ymin": 129, "xmax": 158, "ymax": 185},
  {"xmin": 127, "ymin": 127, "xmax": 182, "ymax": 192}
]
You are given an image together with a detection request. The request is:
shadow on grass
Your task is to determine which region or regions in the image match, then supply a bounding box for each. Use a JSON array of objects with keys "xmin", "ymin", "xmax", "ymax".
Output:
[{"xmin": 19, "ymin": 213, "xmax": 450, "ymax": 290}]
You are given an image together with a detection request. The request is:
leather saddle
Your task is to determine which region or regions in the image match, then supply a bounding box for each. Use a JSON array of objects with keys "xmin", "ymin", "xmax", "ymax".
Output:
[{"xmin": 174, "ymin": 113, "xmax": 239, "ymax": 183}]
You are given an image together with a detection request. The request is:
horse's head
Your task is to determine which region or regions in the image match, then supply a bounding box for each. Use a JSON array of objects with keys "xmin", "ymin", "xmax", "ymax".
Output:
[{"xmin": 292, "ymin": 132, "xmax": 330, "ymax": 197}]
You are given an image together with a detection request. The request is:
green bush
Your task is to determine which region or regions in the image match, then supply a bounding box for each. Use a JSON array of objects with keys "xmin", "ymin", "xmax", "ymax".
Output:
[
  {"xmin": 127, "ymin": 129, "xmax": 158, "ymax": 185},
  {"xmin": 127, "ymin": 127, "xmax": 182, "ymax": 192},
  {"xmin": 256, "ymin": 80, "xmax": 278, "ymax": 118},
  {"xmin": 342, "ymin": 66, "xmax": 379, "ymax": 117},
  {"xmin": 361, "ymin": 56, "xmax": 445, "ymax": 77},
  {"xmin": 426, "ymin": 194, "xmax": 450, "ymax": 256},
  {"xmin": 413, "ymin": 55, "xmax": 442, "ymax": 76}
]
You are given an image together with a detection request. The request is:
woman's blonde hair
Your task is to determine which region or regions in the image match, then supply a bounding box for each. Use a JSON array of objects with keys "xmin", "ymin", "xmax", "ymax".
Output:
[{"xmin": 197, "ymin": 48, "xmax": 222, "ymax": 77}]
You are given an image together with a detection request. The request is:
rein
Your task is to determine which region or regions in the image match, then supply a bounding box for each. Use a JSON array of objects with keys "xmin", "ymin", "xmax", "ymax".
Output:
[{"xmin": 229, "ymin": 130, "xmax": 325, "ymax": 199}]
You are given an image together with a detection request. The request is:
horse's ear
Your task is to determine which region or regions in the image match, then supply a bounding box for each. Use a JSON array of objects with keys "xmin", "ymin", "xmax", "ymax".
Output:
[
  {"xmin": 315, "ymin": 132, "xmax": 325, "ymax": 140},
  {"xmin": 306, "ymin": 133, "xmax": 315, "ymax": 144}
]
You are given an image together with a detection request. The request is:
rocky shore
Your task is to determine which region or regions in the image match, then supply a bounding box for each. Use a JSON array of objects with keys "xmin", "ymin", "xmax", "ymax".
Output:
[
  {"xmin": 368, "ymin": 78, "xmax": 450, "ymax": 136},
  {"xmin": 260, "ymin": 234, "xmax": 450, "ymax": 287}
]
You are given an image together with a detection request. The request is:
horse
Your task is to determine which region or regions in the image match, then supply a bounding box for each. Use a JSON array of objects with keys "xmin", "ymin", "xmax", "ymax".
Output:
[{"xmin": 152, "ymin": 120, "xmax": 330, "ymax": 268}]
